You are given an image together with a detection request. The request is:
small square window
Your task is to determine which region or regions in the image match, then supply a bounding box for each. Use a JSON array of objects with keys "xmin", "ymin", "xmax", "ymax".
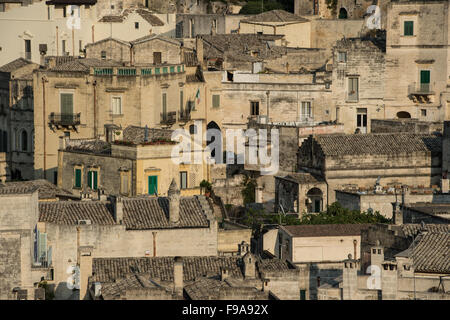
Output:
[
  {"xmin": 338, "ymin": 52, "xmax": 347, "ymax": 62},
  {"xmin": 101, "ymin": 51, "xmax": 106, "ymax": 60},
  {"xmin": 421, "ymin": 109, "xmax": 427, "ymax": 117},
  {"xmin": 250, "ymin": 101, "xmax": 259, "ymax": 116},
  {"xmin": 135, "ymin": 22, "xmax": 139, "ymax": 29}
]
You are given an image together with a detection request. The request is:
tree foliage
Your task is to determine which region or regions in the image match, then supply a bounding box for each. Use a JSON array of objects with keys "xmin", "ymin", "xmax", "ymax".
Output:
[{"xmin": 241, "ymin": 175, "xmax": 256, "ymax": 204}]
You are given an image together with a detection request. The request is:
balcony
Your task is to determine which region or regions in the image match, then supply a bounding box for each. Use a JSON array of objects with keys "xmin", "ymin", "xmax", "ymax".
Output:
[
  {"xmin": 160, "ymin": 111, "xmax": 176, "ymax": 126},
  {"xmin": 178, "ymin": 109, "xmax": 191, "ymax": 122},
  {"xmin": 48, "ymin": 112, "xmax": 81, "ymax": 130},
  {"xmin": 408, "ymin": 82, "xmax": 435, "ymax": 103}
]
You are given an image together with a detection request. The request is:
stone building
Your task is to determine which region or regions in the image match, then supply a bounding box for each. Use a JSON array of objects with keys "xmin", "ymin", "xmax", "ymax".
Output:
[
  {"xmin": 57, "ymin": 125, "xmax": 206, "ymax": 197},
  {"xmin": 276, "ymin": 223, "xmax": 371, "ymax": 300},
  {"xmin": 0, "ymin": 58, "xmax": 40, "ymax": 180},
  {"xmin": 371, "ymin": 119, "xmax": 443, "ymax": 134},
  {"xmin": 384, "ymin": 0, "xmax": 450, "ymax": 121},
  {"xmin": 239, "ymin": 10, "xmax": 311, "ymax": 48},
  {"xmin": 331, "ymin": 37, "xmax": 386, "ymax": 134},
  {"xmin": 85, "ymin": 247, "xmax": 300, "ymax": 300},
  {"xmin": 318, "ymin": 223, "xmax": 450, "ymax": 300},
  {"xmin": 32, "ymin": 33, "xmax": 206, "ymax": 183},
  {"xmin": 296, "ymin": 133, "xmax": 442, "ymax": 206}
]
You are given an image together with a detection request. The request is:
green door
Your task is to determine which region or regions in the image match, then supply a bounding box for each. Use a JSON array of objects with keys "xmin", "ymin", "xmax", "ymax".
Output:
[
  {"xmin": 74, "ymin": 168, "xmax": 81, "ymax": 188},
  {"xmin": 300, "ymin": 290, "xmax": 306, "ymax": 300},
  {"xmin": 60, "ymin": 93, "xmax": 73, "ymax": 125},
  {"xmin": 148, "ymin": 175, "xmax": 158, "ymax": 195},
  {"xmin": 420, "ymin": 70, "xmax": 430, "ymax": 92}
]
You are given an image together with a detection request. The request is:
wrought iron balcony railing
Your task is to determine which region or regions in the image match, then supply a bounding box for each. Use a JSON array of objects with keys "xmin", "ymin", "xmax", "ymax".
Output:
[
  {"xmin": 408, "ymin": 82, "xmax": 434, "ymax": 95},
  {"xmin": 178, "ymin": 109, "xmax": 191, "ymax": 122},
  {"xmin": 160, "ymin": 111, "xmax": 177, "ymax": 125},
  {"xmin": 49, "ymin": 112, "xmax": 81, "ymax": 127}
]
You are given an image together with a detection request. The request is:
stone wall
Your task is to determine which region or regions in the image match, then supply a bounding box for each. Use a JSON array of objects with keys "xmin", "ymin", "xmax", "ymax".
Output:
[
  {"xmin": 371, "ymin": 119, "xmax": 443, "ymax": 134},
  {"xmin": 0, "ymin": 232, "xmax": 22, "ymax": 299}
]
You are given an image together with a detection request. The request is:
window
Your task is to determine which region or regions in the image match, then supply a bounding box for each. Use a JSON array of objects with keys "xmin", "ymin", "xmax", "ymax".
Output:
[
  {"xmin": 162, "ymin": 93, "xmax": 167, "ymax": 114},
  {"xmin": 101, "ymin": 51, "xmax": 106, "ymax": 60},
  {"xmin": 420, "ymin": 70, "xmax": 430, "ymax": 92},
  {"xmin": 135, "ymin": 22, "xmax": 139, "ymax": 29},
  {"xmin": 356, "ymin": 108, "xmax": 367, "ymax": 133},
  {"xmin": 20, "ymin": 130, "xmax": 28, "ymax": 151},
  {"xmin": 421, "ymin": 109, "xmax": 427, "ymax": 117},
  {"xmin": 111, "ymin": 97, "xmax": 122, "ymax": 115},
  {"xmin": 60, "ymin": 93, "xmax": 73, "ymax": 115},
  {"xmin": 404, "ymin": 21, "xmax": 414, "ymax": 36},
  {"xmin": 120, "ymin": 173, "xmax": 129, "ymax": 195},
  {"xmin": 212, "ymin": 94, "xmax": 220, "ymax": 108},
  {"xmin": 301, "ymin": 101, "xmax": 312, "ymax": 121},
  {"xmin": 180, "ymin": 171, "xmax": 187, "ymax": 189},
  {"xmin": 148, "ymin": 175, "xmax": 158, "ymax": 195},
  {"xmin": 87, "ymin": 170, "xmax": 98, "ymax": 190},
  {"xmin": 372, "ymin": 249, "xmax": 377, "ymax": 254},
  {"xmin": 190, "ymin": 19, "xmax": 195, "ymax": 38},
  {"xmin": 347, "ymin": 77, "xmax": 359, "ymax": 101},
  {"xmin": 153, "ymin": 52, "xmax": 162, "ymax": 64},
  {"xmin": 63, "ymin": 6, "xmax": 66, "ymax": 17},
  {"xmin": 300, "ymin": 290, "xmax": 306, "ymax": 300},
  {"xmin": 189, "ymin": 124, "xmax": 197, "ymax": 135},
  {"xmin": 250, "ymin": 101, "xmax": 259, "ymax": 116},
  {"xmin": 24, "ymin": 40, "xmax": 31, "ymax": 60},
  {"xmin": 338, "ymin": 52, "xmax": 347, "ymax": 62},
  {"xmin": 79, "ymin": 40, "xmax": 83, "ymax": 53},
  {"xmin": 74, "ymin": 168, "xmax": 82, "ymax": 188},
  {"xmin": 62, "ymin": 40, "xmax": 66, "ymax": 55}
]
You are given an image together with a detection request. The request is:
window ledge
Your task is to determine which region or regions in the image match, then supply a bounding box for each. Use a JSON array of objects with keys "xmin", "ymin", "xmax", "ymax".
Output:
[{"xmin": 112, "ymin": 114, "xmax": 124, "ymax": 118}]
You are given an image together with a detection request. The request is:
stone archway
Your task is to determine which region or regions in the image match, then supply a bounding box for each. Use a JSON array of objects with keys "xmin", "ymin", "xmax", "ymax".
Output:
[
  {"xmin": 339, "ymin": 8, "xmax": 348, "ymax": 19},
  {"xmin": 306, "ymin": 187, "xmax": 323, "ymax": 213},
  {"xmin": 397, "ymin": 111, "xmax": 411, "ymax": 119}
]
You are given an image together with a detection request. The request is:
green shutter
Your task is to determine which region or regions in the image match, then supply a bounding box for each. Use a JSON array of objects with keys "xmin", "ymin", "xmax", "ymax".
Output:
[
  {"xmin": 148, "ymin": 176, "xmax": 157, "ymax": 195},
  {"xmin": 420, "ymin": 70, "xmax": 430, "ymax": 84},
  {"xmin": 87, "ymin": 171, "xmax": 92, "ymax": 188},
  {"xmin": 74, "ymin": 168, "xmax": 81, "ymax": 188},
  {"xmin": 170, "ymin": 66, "xmax": 175, "ymax": 73},
  {"xmin": 93, "ymin": 171, "xmax": 98, "ymax": 190},
  {"xmin": 60, "ymin": 93, "xmax": 73, "ymax": 114},
  {"xmin": 404, "ymin": 21, "xmax": 413, "ymax": 36}
]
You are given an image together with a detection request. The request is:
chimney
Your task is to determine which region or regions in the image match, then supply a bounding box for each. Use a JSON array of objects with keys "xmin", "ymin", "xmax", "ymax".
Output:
[
  {"xmin": 173, "ymin": 256, "xmax": 183, "ymax": 295},
  {"xmin": 370, "ymin": 240, "xmax": 384, "ymax": 278},
  {"xmin": 168, "ymin": 179, "xmax": 180, "ymax": 224},
  {"xmin": 39, "ymin": 44, "xmax": 47, "ymax": 66},
  {"xmin": 441, "ymin": 178, "xmax": 449, "ymax": 194},
  {"xmin": 94, "ymin": 282, "xmax": 102, "ymax": 299},
  {"xmin": 113, "ymin": 196, "xmax": 123, "ymax": 224},
  {"xmin": 78, "ymin": 246, "xmax": 93, "ymax": 300},
  {"xmin": 243, "ymin": 252, "xmax": 256, "ymax": 279},
  {"xmin": 220, "ymin": 267, "xmax": 229, "ymax": 281},
  {"xmin": 392, "ymin": 201, "xmax": 403, "ymax": 225},
  {"xmin": 381, "ymin": 261, "xmax": 398, "ymax": 300},
  {"xmin": 195, "ymin": 36, "xmax": 204, "ymax": 69},
  {"xmin": 342, "ymin": 254, "xmax": 358, "ymax": 300}
]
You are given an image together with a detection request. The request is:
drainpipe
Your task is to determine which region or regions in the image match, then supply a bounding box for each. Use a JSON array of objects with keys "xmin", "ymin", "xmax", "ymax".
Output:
[
  {"xmin": 56, "ymin": 26, "xmax": 59, "ymax": 56},
  {"xmin": 93, "ymin": 80, "xmax": 97, "ymax": 137},
  {"xmin": 42, "ymin": 76, "xmax": 48, "ymax": 179},
  {"xmin": 266, "ymin": 91, "xmax": 270, "ymax": 122}
]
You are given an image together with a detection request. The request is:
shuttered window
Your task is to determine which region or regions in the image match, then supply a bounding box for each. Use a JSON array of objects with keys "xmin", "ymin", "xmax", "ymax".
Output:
[
  {"xmin": 212, "ymin": 94, "xmax": 220, "ymax": 108},
  {"xmin": 148, "ymin": 175, "xmax": 158, "ymax": 195},
  {"xmin": 74, "ymin": 168, "xmax": 82, "ymax": 188},
  {"xmin": 180, "ymin": 171, "xmax": 187, "ymax": 189},
  {"xmin": 88, "ymin": 170, "xmax": 98, "ymax": 190},
  {"xmin": 60, "ymin": 93, "xmax": 73, "ymax": 114},
  {"xmin": 347, "ymin": 77, "xmax": 359, "ymax": 101},
  {"xmin": 404, "ymin": 21, "xmax": 414, "ymax": 36},
  {"xmin": 38, "ymin": 232, "xmax": 47, "ymax": 263},
  {"xmin": 112, "ymin": 97, "xmax": 122, "ymax": 115}
]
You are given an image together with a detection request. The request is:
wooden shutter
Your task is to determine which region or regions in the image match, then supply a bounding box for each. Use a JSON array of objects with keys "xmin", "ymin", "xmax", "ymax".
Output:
[
  {"xmin": 88, "ymin": 171, "xmax": 92, "ymax": 189},
  {"xmin": 93, "ymin": 171, "xmax": 98, "ymax": 190},
  {"xmin": 60, "ymin": 93, "xmax": 73, "ymax": 114},
  {"xmin": 404, "ymin": 21, "xmax": 413, "ymax": 36},
  {"xmin": 153, "ymin": 52, "xmax": 162, "ymax": 64},
  {"xmin": 75, "ymin": 168, "xmax": 81, "ymax": 188}
]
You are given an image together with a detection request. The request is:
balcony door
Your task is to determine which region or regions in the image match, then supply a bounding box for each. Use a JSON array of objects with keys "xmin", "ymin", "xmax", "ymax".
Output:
[
  {"xmin": 420, "ymin": 70, "xmax": 430, "ymax": 93},
  {"xmin": 60, "ymin": 93, "xmax": 73, "ymax": 125},
  {"xmin": 148, "ymin": 175, "xmax": 158, "ymax": 195}
]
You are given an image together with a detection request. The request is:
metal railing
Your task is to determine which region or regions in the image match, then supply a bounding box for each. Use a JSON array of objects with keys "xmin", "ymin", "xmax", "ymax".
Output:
[
  {"xmin": 178, "ymin": 109, "xmax": 191, "ymax": 122},
  {"xmin": 49, "ymin": 112, "xmax": 81, "ymax": 126},
  {"xmin": 408, "ymin": 82, "xmax": 434, "ymax": 95},
  {"xmin": 160, "ymin": 111, "xmax": 177, "ymax": 125}
]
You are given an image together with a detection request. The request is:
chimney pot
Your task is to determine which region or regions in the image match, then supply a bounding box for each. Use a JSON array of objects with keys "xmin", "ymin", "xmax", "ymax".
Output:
[
  {"xmin": 174, "ymin": 256, "xmax": 183, "ymax": 295},
  {"xmin": 168, "ymin": 179, "xmax": 180, "ymax": 224}
]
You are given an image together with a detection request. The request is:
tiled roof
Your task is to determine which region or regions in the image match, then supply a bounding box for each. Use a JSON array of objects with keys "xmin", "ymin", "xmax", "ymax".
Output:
[
  {"xmin": 65, "ymin": 139, "xmax": 112, "ymax": 155},
  {"xmin": 131, "ymin": 34, "xmax": 181, "ymax": 46},
  {"xmin": 98, "ymin": 9, "xmax": 164, "ymax": 26},
  {"xmin": 49, "ymin": 58, "xmax": 119, "ymax": 72},
  {"xmin": 411, "ymin": 232, "xmax": 450, "ymax": 274},
  {"xmin": 242, "ymin": 10, "xmax": 309, "ymax": 23},
  {"xmin": 282, "ymin": 224, "xmax": 372, "ymax": 238},
  {"xmin": 311, "ymin": 133, "xmax": 442, "ymax": 156},
  {"xmin": 39, "ymin": 201, "xmax": 115, "ymax": 225},
  {"xmin": 122, "ymin": 125, "xmax": 173, "ymax": 144},
  {"xmin": 90, "ymin": 256, "xmax": 244, "ymax": 283},
  {"xmin": 0, "ymin": 179, "xmax": 76, "ymax": 200},
  {"xmin": 122, "ymin": 196, "xmax": 209, "ymax": 230},
  {"xmin": 183, "ymin": 51, "xmax": 198, "ymax": 67},
  {"xmin": 85, "ymin": 37, "xmax": 131, "ymax": 48},
  {"xmin": 46, "ymin": 0, "xmax": 96, "ymax": 5},
  {"xmin": 279, "ymin": 172, "xmax": 324, "ymax": 184},
  {"xmin": 0, "ymin": 58, "xmax": 32, "ymax": 72},
  {"xmin": 400, "ymin": 224, "xmax": 450, "ymax": 238}
]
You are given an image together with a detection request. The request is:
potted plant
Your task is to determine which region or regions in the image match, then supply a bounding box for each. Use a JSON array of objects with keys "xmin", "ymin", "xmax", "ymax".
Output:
[{"xmin": 200, "ymin": 180, "xmax": 212, "ymax": 197}]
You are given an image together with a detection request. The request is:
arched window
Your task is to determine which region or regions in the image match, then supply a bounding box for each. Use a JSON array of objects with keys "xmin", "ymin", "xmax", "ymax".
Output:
[
  {"xmin": 21, "ymin": 130, "xmax": 28, "ymax": 152},
  {"xmin": 339, "ymin": 8, "xmax": 348, "ymax": 19}
]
